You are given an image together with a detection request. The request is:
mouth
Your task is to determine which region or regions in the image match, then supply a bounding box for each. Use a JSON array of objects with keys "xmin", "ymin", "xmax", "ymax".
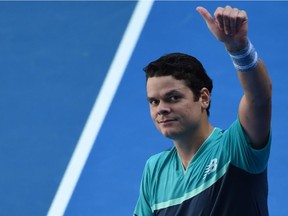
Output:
[{"xmin": 158, "ymin": 119, "xmax": 176, "ymax": 124}]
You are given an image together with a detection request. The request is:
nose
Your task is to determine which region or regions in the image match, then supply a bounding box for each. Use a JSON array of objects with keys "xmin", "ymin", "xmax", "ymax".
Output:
[{"xmin": 157, "ymin": 101, "xmax": 171, "ymax": 116}]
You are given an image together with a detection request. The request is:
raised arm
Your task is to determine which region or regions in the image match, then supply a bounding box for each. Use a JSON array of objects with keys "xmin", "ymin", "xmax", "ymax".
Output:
[{"xmin": 197, "ymin": 5, "xmax": 272, "ymax": 149}]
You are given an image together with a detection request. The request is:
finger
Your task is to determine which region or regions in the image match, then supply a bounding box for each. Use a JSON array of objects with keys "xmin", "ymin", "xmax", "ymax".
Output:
[
  {"xmin": 223, "ymin": 15, "xmax": 230, "ymax": 35},
  {"xmin": 196, "ymin": 6, "xmax": 214, "ymax": 26},
  {"xmin": 214, "ymin": 7, "xmax": 225, "ymax": 31},
  {"xmin": 229, "ymin": 8, "xmax": 240, "ymax": 35},
  {"xmin": 222, "ymin": 5, "xmax": 233, "ymax": 35},
  {"xmin": 221, "ymin": 6, "xmax": 247, "ymax": 36},
  {"xmin": 236, "ymin": 10, "xmax": 248, "ymax": 32}
]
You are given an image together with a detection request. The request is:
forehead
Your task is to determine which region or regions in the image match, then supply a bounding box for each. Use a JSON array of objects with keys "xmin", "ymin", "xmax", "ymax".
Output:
[{"xmin": 146, "ymin": 76, "xmax": 190, "ymax": 97}]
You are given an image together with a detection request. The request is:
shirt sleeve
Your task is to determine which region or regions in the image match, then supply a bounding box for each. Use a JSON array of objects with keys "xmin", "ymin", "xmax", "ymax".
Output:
[
  {"xmin": 223, "ymin": 118, "xmax": 272, "ymax": 174},
  {"xmin": 134, "ymin": 161, "xmax": 153, "ymax": 216}
]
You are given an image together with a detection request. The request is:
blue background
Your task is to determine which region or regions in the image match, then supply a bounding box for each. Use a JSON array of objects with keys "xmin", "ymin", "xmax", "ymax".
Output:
[{"xmin": 0, "ymin": 1, "xmax": 287, "ymax": 216}]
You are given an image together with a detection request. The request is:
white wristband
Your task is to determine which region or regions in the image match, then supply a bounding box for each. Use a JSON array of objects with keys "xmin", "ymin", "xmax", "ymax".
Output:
[{"xmin": 227, "ymin": 39, "xmax": 259, "ymax": 72}]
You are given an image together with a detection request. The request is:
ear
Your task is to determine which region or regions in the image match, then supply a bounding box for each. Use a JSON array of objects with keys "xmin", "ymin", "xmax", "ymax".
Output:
[{"xmin": 199, "ymin": 87, "xmax": 211, "ymax": 109}]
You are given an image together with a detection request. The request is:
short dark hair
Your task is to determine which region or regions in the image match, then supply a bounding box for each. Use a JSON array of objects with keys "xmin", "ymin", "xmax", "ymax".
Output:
[{"xmin": 144, "ymin": 52, "xmax": 213, "ymax": 116}]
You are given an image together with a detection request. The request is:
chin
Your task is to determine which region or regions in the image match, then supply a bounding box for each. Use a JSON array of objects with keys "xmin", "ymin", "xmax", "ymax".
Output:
[{"xmin": 161, "ymin": 130, "xmax": 179, "ymax": 139}]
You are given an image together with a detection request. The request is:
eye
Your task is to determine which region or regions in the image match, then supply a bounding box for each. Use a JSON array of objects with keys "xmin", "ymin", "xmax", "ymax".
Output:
[
  {"xmin": 169, "ymin": 95, "xmax": 180, "ymax": 102},
  {"xmin": 148, "ymin": 99, "xmax": 159, "ymax": 106}
]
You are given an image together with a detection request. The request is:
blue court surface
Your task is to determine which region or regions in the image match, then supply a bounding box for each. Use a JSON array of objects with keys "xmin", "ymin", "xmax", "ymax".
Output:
[{"xmin": 0, "ymin": 1, "xmax": 287, "ymax": 216}]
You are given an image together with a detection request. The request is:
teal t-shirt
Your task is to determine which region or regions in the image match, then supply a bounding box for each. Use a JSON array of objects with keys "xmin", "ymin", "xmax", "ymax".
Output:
[{"xmin": 134, "ymin": 119, "xmax": 271, "ymax": 216}]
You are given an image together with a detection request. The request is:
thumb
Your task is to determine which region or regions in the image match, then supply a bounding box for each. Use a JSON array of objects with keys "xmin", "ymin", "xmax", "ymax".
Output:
[{"xmin": 196, "ymin": 6, "xmax": 214, "ymax": 26}]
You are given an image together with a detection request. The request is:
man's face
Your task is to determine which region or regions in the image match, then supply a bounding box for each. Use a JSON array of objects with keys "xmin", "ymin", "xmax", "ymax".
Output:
[{"xmin": 146, "ymin": 75, "xmax": 208, "ymax": 140}]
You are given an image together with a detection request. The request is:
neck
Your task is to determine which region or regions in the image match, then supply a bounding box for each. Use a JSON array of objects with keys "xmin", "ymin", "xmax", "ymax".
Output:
[{"xmin": 174, "ymin": 123, "xmax": 214, "ymax": 169}]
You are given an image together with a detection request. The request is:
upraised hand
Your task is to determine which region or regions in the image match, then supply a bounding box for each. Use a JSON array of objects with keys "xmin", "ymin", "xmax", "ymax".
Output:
[{"xmin": 196, "ymin": 6, "xmax": 248, "ymax": 51}]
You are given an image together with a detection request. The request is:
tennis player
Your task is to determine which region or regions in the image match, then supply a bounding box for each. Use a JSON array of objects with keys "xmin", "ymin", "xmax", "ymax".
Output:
[{"xmin": 134, "ymin": 5, "xmax": 272, "ymax": 216}]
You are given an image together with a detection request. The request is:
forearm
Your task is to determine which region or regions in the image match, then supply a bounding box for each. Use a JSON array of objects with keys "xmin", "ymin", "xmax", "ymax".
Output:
[{"xmin": 237, "ymin": 59, "xmax": 272, "ymax": 106}]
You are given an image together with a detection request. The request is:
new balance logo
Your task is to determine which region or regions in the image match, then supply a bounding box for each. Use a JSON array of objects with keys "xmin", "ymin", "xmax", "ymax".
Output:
[{"xmin": 203, "ymin": 158, "xmax": 218, "ymax": 180}]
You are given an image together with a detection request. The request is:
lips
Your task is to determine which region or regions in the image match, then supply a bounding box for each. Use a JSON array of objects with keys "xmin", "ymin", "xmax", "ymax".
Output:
[{"xmin": 158, "ymin": 119, "xmax": 176, "ymax": 124}]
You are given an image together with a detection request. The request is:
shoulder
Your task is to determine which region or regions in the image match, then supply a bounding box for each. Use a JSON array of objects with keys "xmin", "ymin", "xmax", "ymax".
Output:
[
  {"xmin": 223, "ymin": 117, "xmax": 271, "ymax": 148},
  {"xmin": 220, "ymin": 118, "xmax": 271, "ymax": 173},
  {"xmin": 145, "ymin": 147, "xmax": 176, "ymax": 171},
  {"xmin": 147, "ymin": 147, "xmax": 175, "ymax": 164},
  {"xmin": 220, "ymin": 118, "xmax": 250, "ymax": 143}
]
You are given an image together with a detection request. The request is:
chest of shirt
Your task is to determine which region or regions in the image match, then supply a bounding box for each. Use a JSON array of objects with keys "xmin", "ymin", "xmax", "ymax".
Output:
[{"xmin": 150, "ymin": 143, "xmax": 229, "ymax": 203}]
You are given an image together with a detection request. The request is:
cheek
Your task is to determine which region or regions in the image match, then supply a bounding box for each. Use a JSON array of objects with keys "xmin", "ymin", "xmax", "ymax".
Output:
[
  {"xmin": 182, "ymin": 104, "xmax": 201, "ymax": 119},
  {"xmin": 150, "ymin": 109, "xmax": 161, "ymax": 130},
  {"xmin": 150, "ymin": 108, "xmax": 157, "ymax": 122}
]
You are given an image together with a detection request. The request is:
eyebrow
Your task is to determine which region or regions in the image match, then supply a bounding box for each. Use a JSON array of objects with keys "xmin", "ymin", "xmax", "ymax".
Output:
[
  {"xmin": 164, "ymin": 90, "xmax": 183, "ymax": 97},
  {"xmin": 147, "ymin": 89, "xmax": 184, "ymax": 101}
]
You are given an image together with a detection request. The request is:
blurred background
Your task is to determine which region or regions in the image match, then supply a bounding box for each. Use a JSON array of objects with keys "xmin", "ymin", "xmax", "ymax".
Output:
[{"xmin": 0, "ymin": 1, "xmax": 287, "ymax": 215}]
